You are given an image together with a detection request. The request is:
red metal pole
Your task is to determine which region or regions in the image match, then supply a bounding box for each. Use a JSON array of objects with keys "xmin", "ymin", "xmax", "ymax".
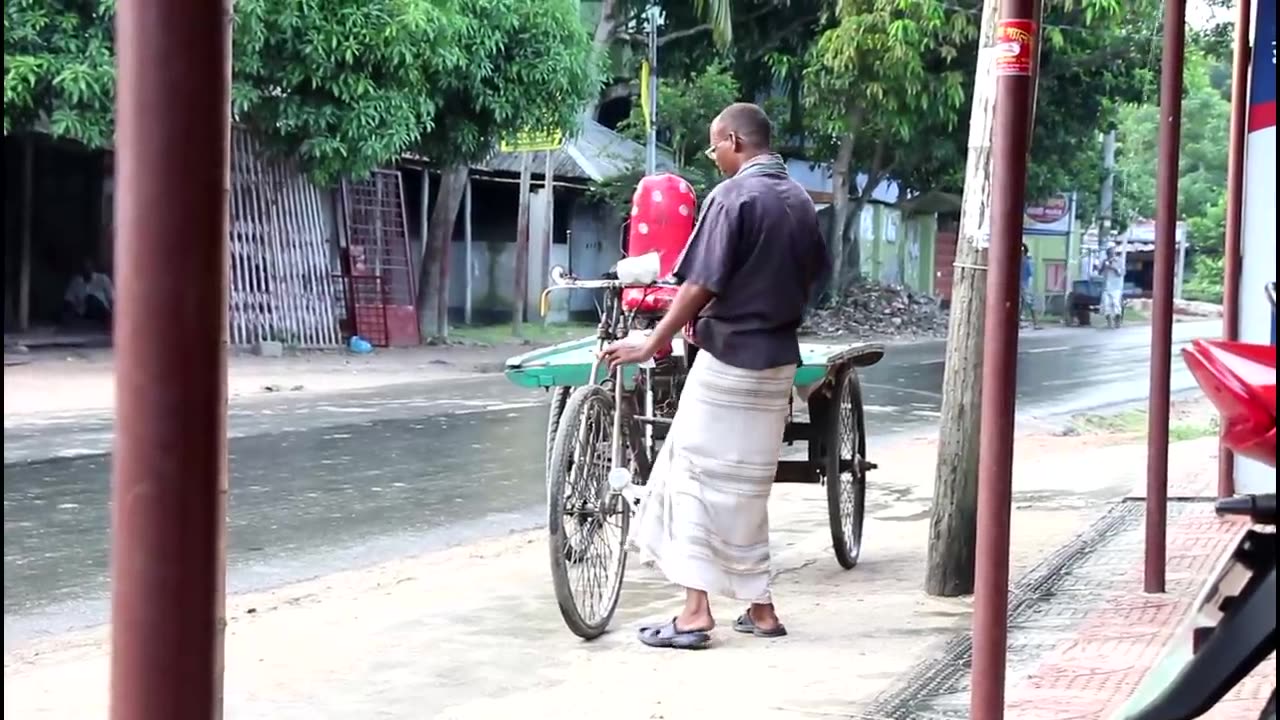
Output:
[
  {"xmin": 1144, "ymin": 0, "xmax": 1187, "ymax": 596},
  {"xmin": 111, "ymin": 0, "xmax": 231, "ymax": 718},
  {"xmin": 970, "ymin": 3, "xmax": 1039, "ymax": 718},
  {"xmin": 1218, "ymin": 0, "xmax": 1253, "ymax": 499}
]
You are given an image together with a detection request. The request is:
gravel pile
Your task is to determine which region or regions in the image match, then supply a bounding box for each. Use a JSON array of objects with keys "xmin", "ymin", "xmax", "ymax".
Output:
[{"xmin": 802, "ymin": 279, "xmax": 950, "ymax": 341}]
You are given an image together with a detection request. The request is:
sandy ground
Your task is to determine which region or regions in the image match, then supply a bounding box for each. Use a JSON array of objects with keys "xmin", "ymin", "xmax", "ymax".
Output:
[
  {"xmin": 2, "ymin": 406, "xmax": 1226, "ymax": 720},
  {"xmin": 2, "ymin": 343, "xmax": 522, "ymax": 421}
]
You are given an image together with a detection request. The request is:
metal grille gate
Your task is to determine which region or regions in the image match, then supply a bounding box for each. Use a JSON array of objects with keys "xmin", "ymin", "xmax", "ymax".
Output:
[
  {"xmin": 229, "ymin": 130, "xmax": 341, "ymax": 347},
  {"xmin": 340, "ymin": 171, "xmax": 419, "ymax": 346}
]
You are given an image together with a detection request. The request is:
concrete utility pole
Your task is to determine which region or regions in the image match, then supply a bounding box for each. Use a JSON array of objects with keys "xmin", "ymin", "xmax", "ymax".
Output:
[
  {"xmin": 1099, "ymin": 129, "xmax": 1117, "ymax": 249},
  {"xmin": 969, "ymin": 1, "xmax": 1041, "ymax": 715},
  {"xmin": 924, "ymin": 0, "xmax": 1001, "ymax": 598},
  {"xmin": 645, "ymin": 5, "xmax": 659, "ymax": 175},
  {"xmin": 111, "ymin": 0, "xmax": 232, "ymax": 718}
]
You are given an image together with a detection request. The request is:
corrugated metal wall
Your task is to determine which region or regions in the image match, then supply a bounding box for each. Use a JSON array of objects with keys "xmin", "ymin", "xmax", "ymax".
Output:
[{"xmin": 229, "ymin": 130, "xmax": 341, "ymax": 347}]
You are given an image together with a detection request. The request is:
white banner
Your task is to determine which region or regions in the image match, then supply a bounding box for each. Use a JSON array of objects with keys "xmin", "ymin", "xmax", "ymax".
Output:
[{"xmin": 1236, "ymin": 0, "xmax": 1276, "ymax": 493}]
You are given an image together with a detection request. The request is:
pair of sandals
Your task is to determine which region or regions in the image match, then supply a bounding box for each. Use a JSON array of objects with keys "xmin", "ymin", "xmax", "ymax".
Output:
[{"xmin": 638, "ymin": 612, "xmax": 788, "ymax": 650}]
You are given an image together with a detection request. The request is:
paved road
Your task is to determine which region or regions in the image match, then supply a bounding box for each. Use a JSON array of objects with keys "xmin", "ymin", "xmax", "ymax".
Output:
[{"xmin": 2, "ymin": 321, "xmax": 1216, "ymax": 646}]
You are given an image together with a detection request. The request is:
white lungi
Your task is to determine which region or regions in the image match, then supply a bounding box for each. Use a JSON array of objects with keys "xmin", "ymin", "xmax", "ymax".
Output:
[
  {"xmin": 1101, "ymin": 289, "xmax": 1123, "ymax": 317},
  {"xmin": 630, "ymin": 351, "xmax": 795, "ymax": 603}
]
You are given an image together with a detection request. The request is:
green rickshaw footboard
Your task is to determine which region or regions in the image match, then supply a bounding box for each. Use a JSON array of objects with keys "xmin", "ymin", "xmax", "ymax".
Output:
[{"xmin": 503, "ymin": 335, "xmax": 884, "ymax": 390}]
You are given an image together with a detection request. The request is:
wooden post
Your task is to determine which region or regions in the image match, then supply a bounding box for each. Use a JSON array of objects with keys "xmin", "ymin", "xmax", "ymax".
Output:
[
  {"xmin": 111, "ymin": 0, "xmax": 231, "ymax": 716},
  {"xmin": 463, "ymin": 176, "xmax": 473, "ymax": 325},
  {"xmin": 925, "ymin": 0, "xmax": 1000, "ymax": 598},
  {"xmin": 215, "ymin": 6, "xmax": 232, "ymax": 715},
  {"xmin": 436, "ymin": 174, "xmax": 450, "ymax": 340},
  {"xmin": 420, "ymin": 168, "xmax": 430, "ymax": 274},
  {"xmin": 1144, "ymin": 0, "xmax": 1188, "ymax": 596},
  {"xmin": 970, "ymin": 0, "xmax": 1040, "ymax": 713},
  {"xmin": 18, "ymin": 136, "xmax": 34, "ymax": 333},
  {"xmin": 513, "ymin": 152, "xmax": 532, "ymax": 336},
  {"xmin": 542, "ymin": 151, "xmax": 554, "ymax": 326}
]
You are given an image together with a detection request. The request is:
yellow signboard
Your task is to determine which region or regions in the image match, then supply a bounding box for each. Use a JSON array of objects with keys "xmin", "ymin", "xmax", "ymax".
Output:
[{"xmin": 499, "ymin": 128, "xmax": 564, "ymax": 153}]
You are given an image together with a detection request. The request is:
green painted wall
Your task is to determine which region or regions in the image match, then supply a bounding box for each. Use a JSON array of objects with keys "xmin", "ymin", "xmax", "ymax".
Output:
[{"xmin": 855, "ymin": 203, "xmax": 938, "ymax": 294}]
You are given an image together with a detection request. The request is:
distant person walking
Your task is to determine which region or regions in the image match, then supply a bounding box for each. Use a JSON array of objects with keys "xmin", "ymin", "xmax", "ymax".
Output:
[
  {"xmin": 1021, "ymin": 243, "xmax": 1041, "ymax": 330},
  {"xmin": 1097, "ymin": 245, "xmax": 1126, "ymax": 328}
]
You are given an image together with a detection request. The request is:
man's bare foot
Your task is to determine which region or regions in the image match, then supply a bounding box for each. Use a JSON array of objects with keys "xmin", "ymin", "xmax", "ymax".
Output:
[
  {"xmin": 748, "ymin": 603, "xmax": 782, "ymax": 632},
  {"xmin": 674, "ymin": 611, "xmax": 715, "ymax": 633}
]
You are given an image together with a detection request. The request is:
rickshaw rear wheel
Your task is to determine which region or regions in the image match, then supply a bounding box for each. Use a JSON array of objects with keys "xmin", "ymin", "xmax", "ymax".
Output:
[
  {"xmin": 824, "ymin": 368, "xmax": 868, "ymax": 570},
  {"xmin": 547, "ymin": 384, "xmax": 630, "ymax": 640}
]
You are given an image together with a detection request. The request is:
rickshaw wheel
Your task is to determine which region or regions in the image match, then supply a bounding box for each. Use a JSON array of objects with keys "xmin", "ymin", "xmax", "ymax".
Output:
[
  {"xmin": 545, "ymin": 386, "xmax": 572, "ymax": 481},
  {"xmin": 547, "ymin": 384, "xmax": 630, "ymax": 639},
  {"xmin": 824, "ymin": 368, "xmax": 868, "ymax": 570}
]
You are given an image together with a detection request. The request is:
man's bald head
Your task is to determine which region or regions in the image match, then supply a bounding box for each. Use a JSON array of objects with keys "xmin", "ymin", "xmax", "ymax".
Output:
[
  {"xmin": 707, "ymin": 103, "xmax": 773, "ymax": 176},
  {"xmin": 713, "ymin": 102, "xmax": 772, "ymax": 151}
]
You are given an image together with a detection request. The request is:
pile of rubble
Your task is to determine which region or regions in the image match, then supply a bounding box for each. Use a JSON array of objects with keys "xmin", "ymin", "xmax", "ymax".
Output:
[{"xmin": 802, "ymin": 278, "xmax": 950, "ymax": 341}]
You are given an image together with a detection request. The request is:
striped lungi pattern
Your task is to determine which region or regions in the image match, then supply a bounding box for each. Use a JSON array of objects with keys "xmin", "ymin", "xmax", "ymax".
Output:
[{"xmin": 630, "ymin": 351, "xmax": 795, "ymax": 603}]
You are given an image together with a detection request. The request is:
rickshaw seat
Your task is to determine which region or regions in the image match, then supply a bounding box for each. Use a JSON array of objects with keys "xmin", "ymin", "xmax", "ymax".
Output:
[{"xmin": 620, "ymin": 173, "xmax": 696, "ymax": 316}]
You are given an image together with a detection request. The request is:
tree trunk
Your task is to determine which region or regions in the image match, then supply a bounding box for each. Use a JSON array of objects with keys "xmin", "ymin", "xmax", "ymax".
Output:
[
  {"xmin": 416, "ymin": 163, "xmax": 469, "ymax": 340},
  {"xmin": 584, "ymin": 0, "xmax": 621, "ymax": 120},
  {"xmin": 828, "ymin": 106, "xmax": 861, "ymax": 297},
  {"xmin": 842, "ymin": 192, "xmax": 869, "ymax": 288},
  {"xmin": 18, "ymin": 136, "xmax": 34, "ymax": 332},
  {"xmin": 925, "ymin": 0, "xmax": 1000, "ymax": 598},
  {"xmin": 842, "ymin": 158, "xmax": 889, "ymax": 290}
]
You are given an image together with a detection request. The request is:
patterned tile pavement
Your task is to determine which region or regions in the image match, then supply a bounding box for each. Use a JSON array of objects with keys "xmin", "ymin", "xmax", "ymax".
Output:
[
  {"xmin": 870, "ymin": 500, "xmax": 1276, "ymax": 720},
  {"xmin": 1004, "ymin": 505, "xmax": 1274, "ymax": 720}
]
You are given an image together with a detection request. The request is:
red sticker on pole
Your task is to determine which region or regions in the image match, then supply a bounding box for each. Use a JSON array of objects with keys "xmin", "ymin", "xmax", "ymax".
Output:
[{"xmin": 993, "ymin": 19, "xmax": 1037, "ymax": 76}]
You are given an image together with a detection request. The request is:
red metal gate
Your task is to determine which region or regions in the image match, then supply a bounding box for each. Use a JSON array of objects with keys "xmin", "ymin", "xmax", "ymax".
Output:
[
  {"xmin": 341, "ymin": 171, "xmax": 420, "ymax": 346},
  {"xmin": 934, "ymin": 226, "xmax": 959, "ymax": 301}
]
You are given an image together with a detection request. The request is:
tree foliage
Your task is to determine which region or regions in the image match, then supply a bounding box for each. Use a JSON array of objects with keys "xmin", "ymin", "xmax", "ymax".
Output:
[
  {"xmin": 1112, "ymin": 46, "xmax": 1231, "ymax": 300},
  {"xmin": 3, "ymin": 0, "xmax": 115, "ymax": 146},
  {"xmin": 801, "ymin": 0, "xmax": 971, "ymax": 287},
  {"xmin": 591, "ymin": 63, "xmax": 738, "ymax": 213},
  {"xmin": 235, "ymin": 0, "xmax": 594, "ymax": 183},
  {"xmin": 5, "ymin": 0, "xmax": 596, "ymax": 184},
  {"xmin": 619, "ymin": 61, "xmax": 738, "ymax": 169}
]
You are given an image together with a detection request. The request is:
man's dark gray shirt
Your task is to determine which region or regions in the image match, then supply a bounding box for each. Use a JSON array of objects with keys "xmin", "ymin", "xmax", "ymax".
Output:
[{"xmin": 674, "ymin": 156, "xmax": 831, "ymax": 371}]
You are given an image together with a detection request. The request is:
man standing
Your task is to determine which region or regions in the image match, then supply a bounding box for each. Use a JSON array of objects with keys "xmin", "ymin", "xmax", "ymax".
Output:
[
  {"xmin": 1097, "ymin": 245, "xmax": 1126, "ymax": 328},
  {"xmin": 1020, "ymin": 243, "xmax": 1041, "ymax": 330},
  {"xmin": 600, "ymin": 103, "xmax": 829, "ymax": 650}
]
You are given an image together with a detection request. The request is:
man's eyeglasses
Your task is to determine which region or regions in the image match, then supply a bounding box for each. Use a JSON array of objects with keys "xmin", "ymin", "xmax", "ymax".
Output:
[{"xmin": 703, "ymin": 133, "xmax": 737, "ymax": 160}]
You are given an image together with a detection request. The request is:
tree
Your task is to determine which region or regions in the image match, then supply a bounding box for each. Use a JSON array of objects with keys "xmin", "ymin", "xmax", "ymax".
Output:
[
  {"xmin": 8, "ymin": 0, "xmax": 596, "ymax": 340},
  {"xmin": 234, "ymin": 0, "xmax": 596, "ymax": 337},
  {"xmin": 618, "ymin": 61, "xmax": 739, "ymax": 168},
  {"xmin": 1111, "ymin": 47, "xmax": 1230, "ymax": 300},
  {"xmin": 4, "ymin": 0, "xmax": 116, "ymax": 147},
  {"xmin": 802, "ymin": 0, "xmax": 971, "ymax": 291},
  {"xmin": 589, "ymin": 63, "xmax": 737, "ymax": 216}
]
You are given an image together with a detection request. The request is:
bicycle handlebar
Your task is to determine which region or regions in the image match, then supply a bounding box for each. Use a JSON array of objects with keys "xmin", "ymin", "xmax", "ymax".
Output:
[{"xmin": 538, "ymin": 267, "xmax": 680, "ymax": 316}]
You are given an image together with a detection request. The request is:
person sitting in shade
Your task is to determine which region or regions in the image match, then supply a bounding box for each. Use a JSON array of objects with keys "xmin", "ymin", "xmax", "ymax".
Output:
[{"xmin": 63, "ymin": 258, "xmax": 115, "ymax": 328}]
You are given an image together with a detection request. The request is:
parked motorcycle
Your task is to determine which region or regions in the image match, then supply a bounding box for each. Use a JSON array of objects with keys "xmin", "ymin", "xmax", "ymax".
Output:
[{"xmin": 1116, "ymin": 283, "xmax": 1277, "ymax": 720}]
